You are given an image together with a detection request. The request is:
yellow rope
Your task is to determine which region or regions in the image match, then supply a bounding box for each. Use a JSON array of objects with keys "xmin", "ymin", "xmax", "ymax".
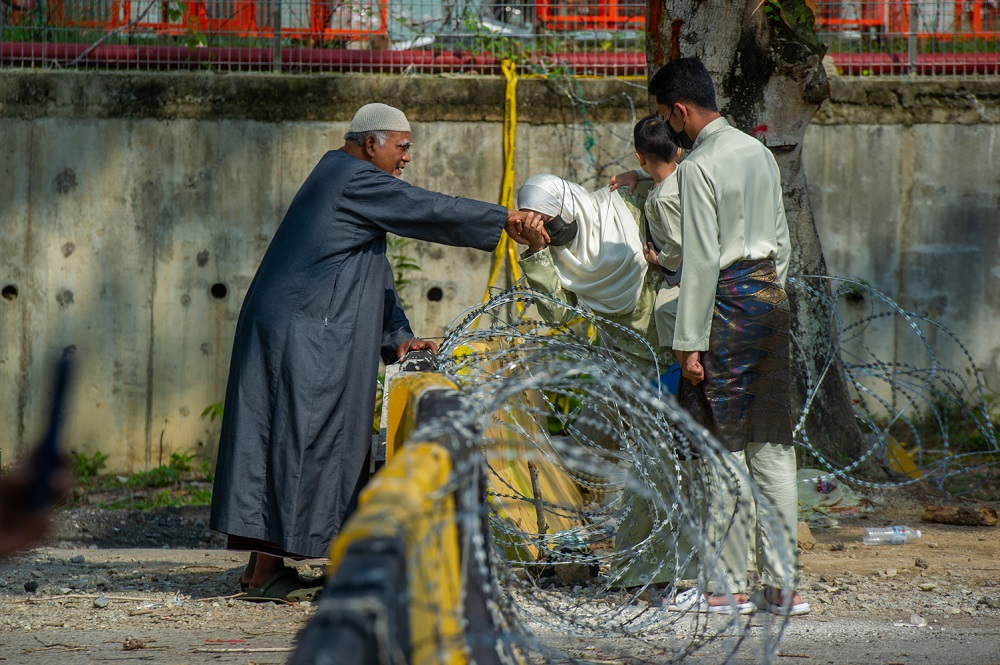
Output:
[{"xmin": 480, "ymin": 58, "xmax": 523, "ymax": 310}]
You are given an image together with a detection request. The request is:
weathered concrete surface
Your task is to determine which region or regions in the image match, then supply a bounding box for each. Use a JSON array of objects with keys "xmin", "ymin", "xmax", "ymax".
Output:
[
  {"xmin": 0, "ymin": 71, "xmax": 997, "ymax": 470},
  {"xmin": 804, "ymin": 97, "xmax": 1000, "ymax": 405},
  {"xmin": 815, "ymin": 77, "xmax": 1000, "ymax": 125},
  {"xmin": 0, "ymin": 71, "xmax": 644, "ymax": 123}
]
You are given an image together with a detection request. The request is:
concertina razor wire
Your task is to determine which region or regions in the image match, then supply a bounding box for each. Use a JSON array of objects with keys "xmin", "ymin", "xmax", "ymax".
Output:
[{"xmin": 373, "ymin": 275, "xmax": 996, "ymax": 662}]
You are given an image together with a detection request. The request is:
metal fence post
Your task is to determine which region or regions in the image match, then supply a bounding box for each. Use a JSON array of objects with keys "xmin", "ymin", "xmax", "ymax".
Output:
[
  {"xmin": 907, "ymin": 0, "xmax": 917, "ymax": 75},
  {"xmin": 273, "ymin": 0, "xmax": 283, "ymax": 73}
]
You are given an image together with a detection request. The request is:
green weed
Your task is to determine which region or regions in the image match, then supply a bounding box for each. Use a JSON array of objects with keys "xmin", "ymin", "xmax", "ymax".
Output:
[
  {"xmin": 201, "ymin": 401, "xmax": 224, "ymax": 422},
  {"xmin": 71, "ymin": 451, "xmax": 109, "ymax": 480}
]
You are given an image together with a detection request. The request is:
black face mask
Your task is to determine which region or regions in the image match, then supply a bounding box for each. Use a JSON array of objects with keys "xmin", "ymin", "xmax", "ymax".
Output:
[
  {"xmin": 667, "ymin": 107, "xmax": 695, "ymax": 150},
  {"xmin": 544, "ymin": 214, "xmax": 578, "ymax": 246}
]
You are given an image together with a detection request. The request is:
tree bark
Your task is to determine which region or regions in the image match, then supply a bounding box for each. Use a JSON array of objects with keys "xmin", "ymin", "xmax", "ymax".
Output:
[{"xmin": 648, "ymin": 1, "xmax": 881, "ymax": 476}]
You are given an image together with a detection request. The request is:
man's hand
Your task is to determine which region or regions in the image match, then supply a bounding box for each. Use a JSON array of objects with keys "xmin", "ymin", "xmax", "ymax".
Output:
[
  {"xmin": 396, "ymin": 338, "xmax": 439, "ymax": 361},
  {"xmin": 675, "ymin": 350, "xmax": 705, "ymax": 385},
  {"xmin": 609, "ymin": 170, "xmax": 639, "ymax": 195},
  {"xmin": 521, "ymin": 212, "xmax": 548, "ymax": 253},
  {"xmin": 505, "ymin": 210, "xmax": 548, "ymax": 246},
  {"xmin": 643, "ymin": 242, "xmax": 659, "ymax": 265}
]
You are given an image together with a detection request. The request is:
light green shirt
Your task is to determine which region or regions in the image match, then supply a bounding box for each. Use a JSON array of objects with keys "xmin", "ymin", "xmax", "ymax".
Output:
[
  {"xmin": 644, "ymin": 174, "xmax": 682, "ymax": 348},
  {"xmin": 673, "ymin": 117, "xmax": 791, "ymax": 352},
  {"xmin": 645, "ymin": 172, "xmax": 683, "ymax": 272}
]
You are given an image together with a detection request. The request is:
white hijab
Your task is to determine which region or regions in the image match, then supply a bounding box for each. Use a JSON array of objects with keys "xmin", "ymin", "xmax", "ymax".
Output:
[{"xmin": 517, "ymin": 174, "xmax": 647, "ymax": 315}]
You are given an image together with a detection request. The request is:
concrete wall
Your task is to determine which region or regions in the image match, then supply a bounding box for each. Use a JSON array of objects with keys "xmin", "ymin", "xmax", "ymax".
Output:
[
  {"xmin": 1, "ymin": 72, "xmax": 997, "ymax": 471},
  {"xmin": 804, "ymin": 79, "xmax": 1000, "ymax": 408}
]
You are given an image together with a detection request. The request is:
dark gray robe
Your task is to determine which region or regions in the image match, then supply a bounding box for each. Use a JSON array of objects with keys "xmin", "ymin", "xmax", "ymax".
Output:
[{"xmin": 209, "ymin": 149, "xmax": 507, "ymax": 558}]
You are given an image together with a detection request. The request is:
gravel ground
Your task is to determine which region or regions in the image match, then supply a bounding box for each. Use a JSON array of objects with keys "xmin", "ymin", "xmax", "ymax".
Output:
[{"xmin": 1, "ymin": 491, "xmax": 999, "ymax": 664}]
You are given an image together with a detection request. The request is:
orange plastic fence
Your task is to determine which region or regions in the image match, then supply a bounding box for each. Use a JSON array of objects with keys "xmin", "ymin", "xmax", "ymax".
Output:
[
  {"xmin": 44, "ymin": 0, "xmax": 387, "ymax": 42},
  {"xmin": 18, "ymin": 0, "xmax": 1000, "ymax": 44},
  {"xmin": 535, "ymin": 0, "xmax": 643, "ymax": 32},
  {"xmin": 816, "ymin": 0, "xmax": 1000, "ymax": 39}
]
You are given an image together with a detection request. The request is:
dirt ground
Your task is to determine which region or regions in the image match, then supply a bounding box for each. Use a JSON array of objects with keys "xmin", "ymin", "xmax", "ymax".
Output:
[{"xmin": 1, "ymin": 486, "xmax": 1000, "ymax": 664}]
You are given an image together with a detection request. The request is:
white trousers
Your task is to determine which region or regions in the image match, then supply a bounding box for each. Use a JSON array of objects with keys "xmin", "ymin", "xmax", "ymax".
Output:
[{"xmin": 701, "ymin": 442, "xmax": 798, "ymax": 594}]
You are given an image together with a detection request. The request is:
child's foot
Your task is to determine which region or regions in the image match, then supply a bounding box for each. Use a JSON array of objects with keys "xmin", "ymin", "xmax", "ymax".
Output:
[{"xmin": 759, "ymin": 587, "xmax": 810, "ymax": 616}]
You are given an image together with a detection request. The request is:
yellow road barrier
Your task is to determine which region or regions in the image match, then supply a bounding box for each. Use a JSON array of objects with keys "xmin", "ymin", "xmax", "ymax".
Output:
[{"xmin": 328, "ymin": 441, "xmax": 464, "ymax": 665}]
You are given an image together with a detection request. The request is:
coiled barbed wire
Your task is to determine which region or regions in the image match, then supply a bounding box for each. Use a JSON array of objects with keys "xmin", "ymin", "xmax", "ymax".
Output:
[
  {"xmin": 390, "ymin": 276, "xmax": 996, "ymax": 664},
  {"xmin": 789, "ymin": 274, "xmax": 998, "ymax": 493}
]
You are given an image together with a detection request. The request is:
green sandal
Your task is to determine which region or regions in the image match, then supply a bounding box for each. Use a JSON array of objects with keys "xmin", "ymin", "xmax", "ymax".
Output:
[
  {"xmin": 286, "ymin": 585, "xmax": 323, "ymax": 602},
  {"xmin": 240, "ymin": 567, "xmax": 312, "ymax": 603}
]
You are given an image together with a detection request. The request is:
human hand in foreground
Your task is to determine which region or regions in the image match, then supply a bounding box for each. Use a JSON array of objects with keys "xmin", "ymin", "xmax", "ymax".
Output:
[
  {"xmin": 504, "ymin": 210, "xmax": 528, "ymax": 244},
  {"xmin": 676, "ymin": 350, "xmax": 705, "ymax": 385},
  {"xmin": 0, "ymin": 462, "xmax": 71, "ymax": 558},
  {"xmin": 397, "ymin": 338, "xmax": 440, "ymax": 361},
  {"xmin": 505, "ymin": 210, "xmax": 548, "ymax": 246},
  {"xmin": 643, "ymin": 242, "xmax": 659, "ymax": 265},
  {"xmin": 609, "ymin": 170, "xmax": 639, "ymax": 195},
  {"xmin": 520, "ymin": 212, "xmax": 549, "ymax": 253}
]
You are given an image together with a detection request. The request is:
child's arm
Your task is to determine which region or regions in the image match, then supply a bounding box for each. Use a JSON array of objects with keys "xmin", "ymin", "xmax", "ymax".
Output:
[
  {"xmin": 647, "ymin": 183, "xmax": 683, "ymax": 272},
  {"xmin": 608, "ymin": 169, "xmax": 651, "ymax": 195}
]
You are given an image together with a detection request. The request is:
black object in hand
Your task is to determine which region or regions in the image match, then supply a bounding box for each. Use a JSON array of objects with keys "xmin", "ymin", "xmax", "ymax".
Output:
[{"xmin": 28, "ymin": 354, "xmax": 73, "ymax": 511}]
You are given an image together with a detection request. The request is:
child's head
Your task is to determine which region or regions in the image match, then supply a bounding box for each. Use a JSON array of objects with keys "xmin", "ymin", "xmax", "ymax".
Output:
[{"xmin": 634, "ymin": 114, "xmax": 680, "ymax": 172}]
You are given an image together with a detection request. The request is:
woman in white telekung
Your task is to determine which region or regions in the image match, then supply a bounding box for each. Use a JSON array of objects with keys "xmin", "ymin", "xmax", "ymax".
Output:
[{"xmin": 516, "ymin": 174, "xmax": 694, "ymax": 598}]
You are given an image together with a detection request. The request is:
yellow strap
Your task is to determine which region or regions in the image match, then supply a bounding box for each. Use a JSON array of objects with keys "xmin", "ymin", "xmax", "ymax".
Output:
[{"xmin": 479, "ymin": 59, "xmax": 523, "ymax": 313}]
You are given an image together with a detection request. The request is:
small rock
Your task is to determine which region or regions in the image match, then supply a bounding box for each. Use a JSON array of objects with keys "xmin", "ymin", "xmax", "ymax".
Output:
[
  {"xmin": 70, "ymin": 555, "xmax": 86, "ymax": 564},
  {"xmin": 23, "ymin": 580, "xmax": 38, "ymax": 593},
  {"xmin": 69, "ymin": 577, "xmax": 90, "ymax": 589},
  {"xmin": 58, "ymin": 587, "xmax": 72, "ymax": 595},
  {"xmin": 93, "ymin": 596, "xmax": 109, "ymax": 609},
  {"xmin": 910, "ymin": 612, "xmax": 928, "ymax": 627},
  {"xmin": 915, "ymin": 557, "xmax": 929, "ymax": 569},
  {"xmin": 977, "ymin": 595, "xmax": 1000, "ymax": 609},
  {"xmin": 797, "ymin": 522, "xmax": 816, "ymax": 550},
  {"xmin": 30, "ymin": 570, "xmax": 43, "ymax": 579},
  {"xmin": 886, "ymin": 569, "xmax": 898, "ymax": 578},
  {"xmin": 920, "ymin": 582, "xmax": 937, "ymax": 591}
]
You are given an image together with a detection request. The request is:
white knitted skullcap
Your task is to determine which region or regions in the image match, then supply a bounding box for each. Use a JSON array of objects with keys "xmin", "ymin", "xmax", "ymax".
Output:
[{"xmin": 348, "ymin": 103, "xmax": 411, "ymax": 133}]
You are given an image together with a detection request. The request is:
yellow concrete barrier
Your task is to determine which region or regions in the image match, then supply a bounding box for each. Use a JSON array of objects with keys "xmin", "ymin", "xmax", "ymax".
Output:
[
  {"xmin": 328, "ymin": 441, "xmax": 465, "ymax": 665},
  {"xmin": 316, "ymin": 345, "xmax": 586, "ymax": 664}
]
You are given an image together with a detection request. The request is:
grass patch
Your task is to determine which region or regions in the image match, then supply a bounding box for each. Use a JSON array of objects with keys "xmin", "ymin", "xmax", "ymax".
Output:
[{"xmin": 66, "ymin": 451, "xmax": 214, "ymax": 510}]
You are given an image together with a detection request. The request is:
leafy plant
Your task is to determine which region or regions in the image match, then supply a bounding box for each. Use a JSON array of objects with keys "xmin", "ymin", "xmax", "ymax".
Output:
[
  {"xmin": 71, "ymin": 451, "xmax": 109, "ymax": 480},
  {"xmin": 201, "ymin": 401, "xmax": 224, "ymax": 422},
  {"xmin": 386, "ymin": 234, "xmax": 422, "ymax": 308}
]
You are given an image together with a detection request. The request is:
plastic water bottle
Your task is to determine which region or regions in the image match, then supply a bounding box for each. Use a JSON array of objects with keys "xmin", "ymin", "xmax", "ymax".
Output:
[{"xmin": 863, "ymin": 526, "xmax": 921, "ymax": 546}]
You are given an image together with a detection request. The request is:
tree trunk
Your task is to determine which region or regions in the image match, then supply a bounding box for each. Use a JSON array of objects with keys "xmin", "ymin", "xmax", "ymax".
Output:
[{"xmin": 647, "ymin": 1, "xmax": 881, "ymax": 476}]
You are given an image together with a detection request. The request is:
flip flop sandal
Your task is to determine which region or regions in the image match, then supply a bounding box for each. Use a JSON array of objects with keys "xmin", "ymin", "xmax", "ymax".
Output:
[
  {"xmin": 758, "ymin": 588, "xmax": 811, "ymax": 616},
  {"xmin": 765, "ymin": 600, "xmax": 811, "ymax": 616},
  {"xmin": 240, "ymin": 567, "xmax": 310, "ymax": 603},
  {"xmin": 285, "ymin": 585, "xmax": 323, "ymax": 603},
  {"xmin": 667, "ymin": 588, "xmax": 755, "ymax": 614}
]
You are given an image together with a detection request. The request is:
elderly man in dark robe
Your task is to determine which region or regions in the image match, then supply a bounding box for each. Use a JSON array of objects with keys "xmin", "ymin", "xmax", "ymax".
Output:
[{"xmin": 209, "ymin": 103, "xmax": 538, "ymax": 600}]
